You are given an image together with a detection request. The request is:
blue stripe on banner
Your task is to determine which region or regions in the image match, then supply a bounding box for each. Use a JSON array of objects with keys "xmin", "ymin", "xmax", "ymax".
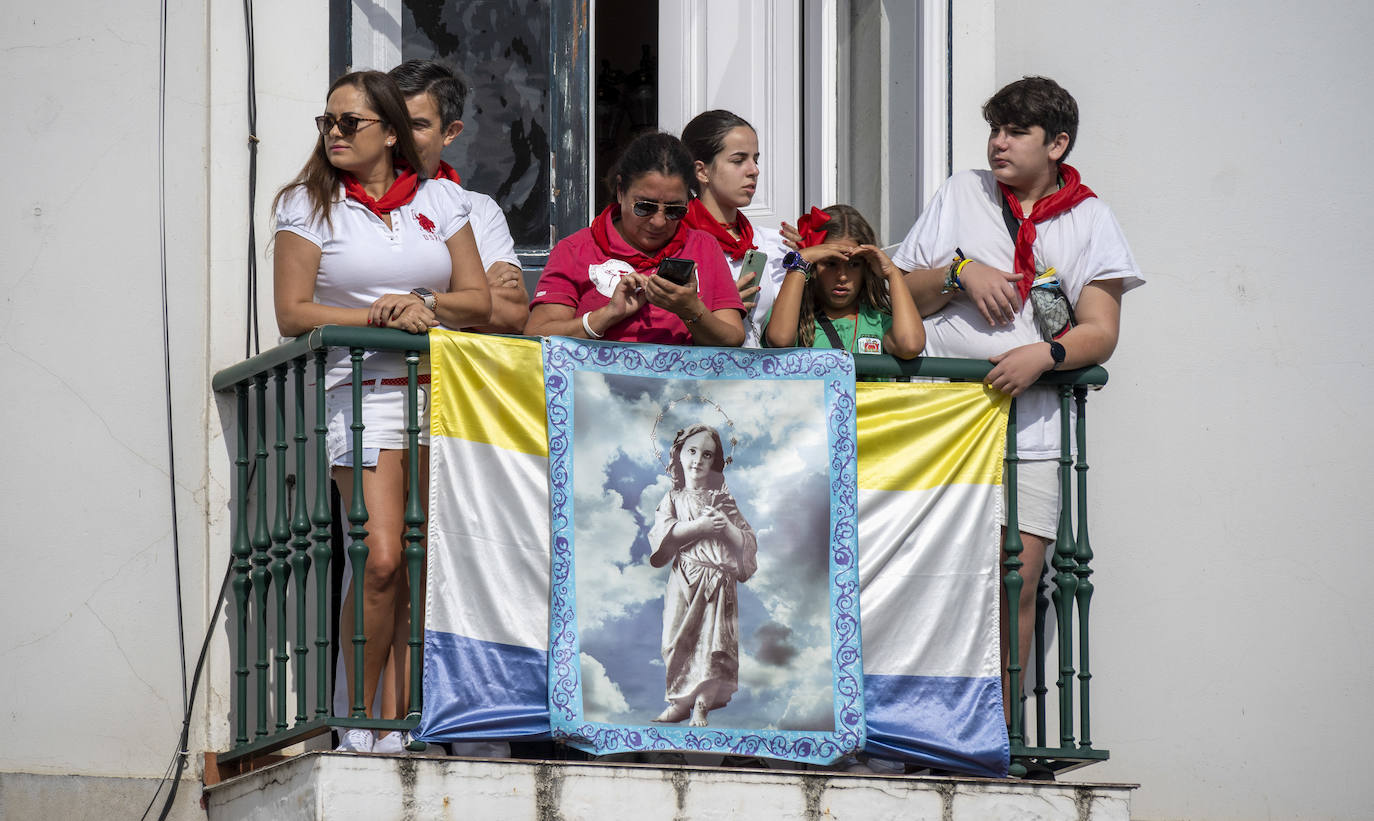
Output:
[
  {"xmin": 414, "ymin": 629, "xmax": 551, "ymax": 742},
  {"xmin": 863, "ymin": 674, "xmax": 1009, "ymax": 777}
]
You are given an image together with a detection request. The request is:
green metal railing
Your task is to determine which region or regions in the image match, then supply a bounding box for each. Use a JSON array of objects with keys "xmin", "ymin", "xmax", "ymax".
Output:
[{"xmin": 212, "ymin": 328, "xmax": 1109, "ymax": 775}]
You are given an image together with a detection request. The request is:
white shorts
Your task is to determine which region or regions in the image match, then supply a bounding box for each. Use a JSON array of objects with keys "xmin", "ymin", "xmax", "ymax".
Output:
[
  {"xmin": 325, "ymin": 380, "xmax": 430, "ymax": 467},
  {"xmin": 1004, "ymin": 458, "xmax": 1062, "ymax": 541}
]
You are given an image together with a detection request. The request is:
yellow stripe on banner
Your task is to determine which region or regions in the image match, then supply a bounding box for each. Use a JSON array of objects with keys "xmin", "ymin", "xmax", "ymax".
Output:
[
  {"xmin": 430, "ymin": 331, "xmax": 548, "ymax": 457},
  {"xmin": 856, "ymin": 382, "xmax": 1009, "ymax": 492}
]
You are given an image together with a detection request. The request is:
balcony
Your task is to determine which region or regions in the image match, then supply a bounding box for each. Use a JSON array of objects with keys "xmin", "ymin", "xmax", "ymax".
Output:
[{"xmin": 205, "ymin": 327, "xmax": 1129, "ymax": 819}]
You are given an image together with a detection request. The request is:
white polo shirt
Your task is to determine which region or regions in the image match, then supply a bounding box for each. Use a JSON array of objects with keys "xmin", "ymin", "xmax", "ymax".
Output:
[
  {"xmin": 274, "ymin": 178, "xmax": 473, "ymax": 388},
  {"xmin": 467, "ymin": 190, "xmax": 520, "ymax": 271}
]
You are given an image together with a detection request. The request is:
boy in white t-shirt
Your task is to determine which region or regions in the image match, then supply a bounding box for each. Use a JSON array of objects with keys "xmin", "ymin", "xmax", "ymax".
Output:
[
  {"xmin": 390, "ymin": 59, "xmax": 529, "ymax": 334},
  {"xmin": 892, "ymin": 76, "xmax": 1144, "ymax": 719}
]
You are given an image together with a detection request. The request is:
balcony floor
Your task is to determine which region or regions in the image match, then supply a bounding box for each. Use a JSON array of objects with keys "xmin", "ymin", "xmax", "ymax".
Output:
[{"xmin": 204, "ymin": 751, "xmax": 1135, "ymax": 820}]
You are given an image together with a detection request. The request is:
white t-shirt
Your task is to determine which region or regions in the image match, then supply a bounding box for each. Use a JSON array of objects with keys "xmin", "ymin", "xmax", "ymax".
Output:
[
  {"xmin": 274, "ymin": 177, "xmax": 473, "ymax": 388},
  {"xmin": 738, "ymin": 227, "xmax": 790, "ymax": 348},
  {"xmin": 467, "ymin": 189, "xmax": 520, "ymax": 271},
  {"xmin": 892, "ymin": 169, "xmax": 1144, "ymax": 458}
]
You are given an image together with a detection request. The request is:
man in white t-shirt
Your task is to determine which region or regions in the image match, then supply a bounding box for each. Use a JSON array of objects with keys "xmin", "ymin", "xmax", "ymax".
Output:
[
  {"xmin": 892, "ymin": 76, "xmax": 1144, "ymax": 717},
  {"xmin": 390, "ymin": 60, "xmax": 529, "ymax": 333}
]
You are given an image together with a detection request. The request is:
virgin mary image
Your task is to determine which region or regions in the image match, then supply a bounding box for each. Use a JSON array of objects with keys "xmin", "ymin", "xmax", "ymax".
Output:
[{"xmin": 647, "ymin": 423, "xmax": 758, "ymax": 727}]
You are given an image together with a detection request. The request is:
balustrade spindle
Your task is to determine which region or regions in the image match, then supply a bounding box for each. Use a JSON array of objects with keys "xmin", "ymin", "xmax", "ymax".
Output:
[
  {"xmin": 1033, "ymin": 571, "xmax": 1050, "ymax": 748},
  {"xmin": 345, "ymin": 348, "xmax": 370, "ymax": 718},
  {"xmin": 251, "ymin": 374, "xmax": 272, "ymax": 738},
  {"xmin": 270, "ymin": 366, "xmax": 293, "ymax": 732},
  {"xmin": 309, "ymin": 352, "xmax": 333, "ymax": 720},
  {"xmin": 1051, "ymin": 385, "xmax": 1079, "ymax": 749},
  {"xmin": 1002, "ymin": 399, "xmax": 1026, "ymax": 761},
  {"xmin": 231, "ymin": 385, "xmax": 253, "ymax": 745},
  {"xmin": 1073, "ymin": 386, "xmax": 1095, "ymax": 751},
  {"xmin": 403, "ymin": 352, "xmax": 426, "ymax": 721},
  {"xmin": 289, "ymin": 358, "xmax": 313, "ymax": 725}
]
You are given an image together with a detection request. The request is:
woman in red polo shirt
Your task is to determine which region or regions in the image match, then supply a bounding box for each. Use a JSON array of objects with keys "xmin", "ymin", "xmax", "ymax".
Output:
[{"xmin": 525, "ymin": 132, "xmax": 745, "ymax": 345}]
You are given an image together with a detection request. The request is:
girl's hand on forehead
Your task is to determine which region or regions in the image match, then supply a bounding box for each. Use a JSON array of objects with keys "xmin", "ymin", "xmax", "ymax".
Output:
[
  {"xmin": 847, "ymin": 243, "xmax": 900, "ymax": 277},
  {"xmin": 801, "ymin": 241, "xmax": 857, "ymax": 264}
]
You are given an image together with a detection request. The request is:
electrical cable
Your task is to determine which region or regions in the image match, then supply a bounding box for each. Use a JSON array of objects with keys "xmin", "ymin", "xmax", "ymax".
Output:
[
  {"xmin": 140, "ymin": 0, "xmax": 195, "ymax": 816},
  {"xmin": 143, "ymin": 0, "xmax": 262, "ymax": 816},
  {"xmin": 244, "ymin": 0, "xmax": 262, "ymax": 357}
]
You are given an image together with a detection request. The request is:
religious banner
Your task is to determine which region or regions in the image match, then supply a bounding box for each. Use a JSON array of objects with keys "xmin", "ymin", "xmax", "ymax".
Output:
[
  {"xmin": 541, "ymin": 337, "xmax": 865, "ymax": 764},
  {"xmin": 416, "ymin": 331, "xmax": 1009, "ymax": 775}
]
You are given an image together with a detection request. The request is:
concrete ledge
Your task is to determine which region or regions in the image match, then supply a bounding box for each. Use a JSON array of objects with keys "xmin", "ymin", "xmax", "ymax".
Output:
[{"xmin": 205, "ymin": 752, "xmax": 1136, "ymax": 820}]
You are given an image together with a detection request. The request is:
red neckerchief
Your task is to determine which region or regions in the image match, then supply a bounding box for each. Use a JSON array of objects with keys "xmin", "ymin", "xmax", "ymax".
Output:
[
  {"xmin": 998, "ymin": 163, "xmax": 1096, "ymax": 301},
  {"xmin": 589, "ymin": 204, "xmax": 689, "ymax": 272},
  {"xmin": 795, "ymin": 206, "xmax": 831, "ymax": 248},
  {"xmin": 683, "ymin": 198, "xmax": 755, "ymax": 262},
  {"xmin": 434, "ymin": 161, "xmax": 461, "ymax": 184},
  {"xmin": 341, "ymin": 167, "xmax": 420, "ymax": 220}
]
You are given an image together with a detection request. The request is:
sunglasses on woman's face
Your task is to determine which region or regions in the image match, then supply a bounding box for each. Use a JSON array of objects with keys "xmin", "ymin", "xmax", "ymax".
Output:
[
  {"xmin": 314, "ymin": 114, "xmax": 384, "ymax": 138},
  {"xmin": 632, "ymin": 200, "xmax": 688, "ymax": 220}
]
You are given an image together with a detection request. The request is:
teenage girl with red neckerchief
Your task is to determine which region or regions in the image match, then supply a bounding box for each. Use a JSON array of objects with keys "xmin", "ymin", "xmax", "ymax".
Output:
[
  {"xmin": 679, "ymin": 110, "xmax": 790, "ymax": 347},
  {"xmin": 762, "ymin": 204, "xmax": 924, "ymax": 359}
]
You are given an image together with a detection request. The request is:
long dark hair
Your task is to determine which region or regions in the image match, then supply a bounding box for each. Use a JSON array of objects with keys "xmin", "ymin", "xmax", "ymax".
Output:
[
  {"xmin": 606, "ymin": 131, "xmax": 695, "ymax": 200},
  {"xmin": 667, "ymin": 423, "xmax": 726, "ymax": 491},
  {"xmin": 681, "ymin": 109, "xmax": 754, "ymax": 196},
  {"xmin": 796, "ymin": 205, "xmax": 892, "ymax": 347},
  {"xmin": 271, "ymin": 71, "xmax": 427, "ymax": 227}
]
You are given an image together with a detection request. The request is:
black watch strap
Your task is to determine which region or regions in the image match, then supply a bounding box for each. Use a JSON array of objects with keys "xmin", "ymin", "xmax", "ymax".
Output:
[{"xmin": 1048, "ymin": 340, "xmax": 1066, "ymax": 369}]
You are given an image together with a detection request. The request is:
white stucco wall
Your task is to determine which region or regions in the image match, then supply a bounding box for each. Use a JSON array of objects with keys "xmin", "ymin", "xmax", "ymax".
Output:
[
  {"xmin": 961, "ymin": 2, "xmax": 1374, "ymax": 819},
  {"xmin": 1, "ymin": 0, "xmax": 210, "ymax": 783},
  {"xmin": 1, "ymin": 0, "xmax": 327, "ymax": 814}
]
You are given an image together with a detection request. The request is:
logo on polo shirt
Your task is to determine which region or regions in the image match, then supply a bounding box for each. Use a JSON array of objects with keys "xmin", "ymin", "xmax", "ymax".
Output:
[{"xmin": 415, "ymin": 212, "xmax": 439, "ymax": 239}]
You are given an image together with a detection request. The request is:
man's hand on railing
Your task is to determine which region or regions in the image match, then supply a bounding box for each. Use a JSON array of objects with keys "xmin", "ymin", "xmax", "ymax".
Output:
[{"xmin": 986, "ymin": 341, "xmax": 1054, "ymax": 398}]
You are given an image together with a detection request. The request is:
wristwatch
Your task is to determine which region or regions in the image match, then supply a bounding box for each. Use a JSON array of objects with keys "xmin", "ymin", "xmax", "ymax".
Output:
[
  {"xmin": 1048, "ymin": 340, "xmax": 1066, "ymax": 369},
  {"xmin": 411, "ymin": 287, "xmax": 437, "ymax": 311},
  {"xmin": 782, "ymin": 251, "xmax": 813, "ymax": 279}
]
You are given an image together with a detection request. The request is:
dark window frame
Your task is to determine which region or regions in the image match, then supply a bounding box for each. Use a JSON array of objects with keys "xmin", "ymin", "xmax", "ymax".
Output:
[{"xmin": 329, "ymin": 0, "xmax": 590, "ymax": 273}]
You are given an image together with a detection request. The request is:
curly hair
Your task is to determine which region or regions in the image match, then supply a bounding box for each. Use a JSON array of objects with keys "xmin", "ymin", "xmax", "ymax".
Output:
[
  {"xmin": 667, "ymin": 423, "xmax": 726, "ymax": 491},
  {"xmin": 795, "ymin": 205, "xmax": 892, "ymax": 347}
]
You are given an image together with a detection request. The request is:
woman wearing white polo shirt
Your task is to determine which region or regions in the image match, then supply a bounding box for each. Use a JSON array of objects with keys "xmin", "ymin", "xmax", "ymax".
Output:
[{"xmin": 272, "ymin": 70, "xmax": 491, "ymax": 753}]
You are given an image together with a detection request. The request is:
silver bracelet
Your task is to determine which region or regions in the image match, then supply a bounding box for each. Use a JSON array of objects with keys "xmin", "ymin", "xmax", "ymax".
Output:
[{"xmin": 581, "ymin": 311, "xmax": 604, "ymax": 339}]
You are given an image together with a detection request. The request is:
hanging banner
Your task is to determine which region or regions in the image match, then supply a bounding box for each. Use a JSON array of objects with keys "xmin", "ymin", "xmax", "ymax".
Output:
[{"xmin": 418, "ymin": 331, "xmax": 1008, "ymax": 775}]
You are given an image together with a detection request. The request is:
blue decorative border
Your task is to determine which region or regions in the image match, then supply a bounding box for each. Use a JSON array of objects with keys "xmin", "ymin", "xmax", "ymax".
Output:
[{"xmin": 542, "ymin": 338, "xmax": 864, "ymax": 765}]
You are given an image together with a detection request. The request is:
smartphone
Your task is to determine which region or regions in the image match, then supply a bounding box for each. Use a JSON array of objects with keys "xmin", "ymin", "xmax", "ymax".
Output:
[
  {"xmin": 656, "ymin": 257, "xmax": 697, "ymax": 286},
  {"xmin": 740, "ymin": 249, "xmax": 766, "ymax": 284}
]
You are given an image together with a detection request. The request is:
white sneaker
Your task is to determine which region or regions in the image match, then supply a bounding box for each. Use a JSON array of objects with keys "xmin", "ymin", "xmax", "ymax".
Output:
[
  {"xmin": 335, "ymin": 728, "xmax": 375, "ymax": 753},
  {"xmin": 373, "ymin": 731, "xmax": 405, "ymax": 754}
]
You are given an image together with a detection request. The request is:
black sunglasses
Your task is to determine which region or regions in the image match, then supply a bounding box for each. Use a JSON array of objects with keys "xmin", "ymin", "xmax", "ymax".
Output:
[
  {"xmin": 314, "ymin": 114, "xmax": 383, "ymax": 138},
  {"xmin": 632, "ymin": 200, "xmax": 688, "ymax": 221}
]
